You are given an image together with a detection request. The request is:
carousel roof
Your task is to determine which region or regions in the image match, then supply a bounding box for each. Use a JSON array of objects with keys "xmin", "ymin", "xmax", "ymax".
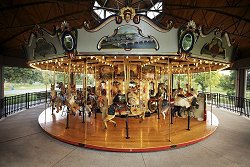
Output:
[{"xmin": 0, "ymin": 0, "xmax": 250, "ymax": 67}]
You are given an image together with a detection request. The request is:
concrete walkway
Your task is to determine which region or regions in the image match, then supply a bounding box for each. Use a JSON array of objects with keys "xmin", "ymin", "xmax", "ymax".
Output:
[{"xmin": 0, "ymin": 105, "xmax": 249, "ymax": 167}]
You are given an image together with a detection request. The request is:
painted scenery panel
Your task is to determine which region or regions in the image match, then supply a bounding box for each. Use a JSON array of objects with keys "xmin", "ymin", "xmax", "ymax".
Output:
[
  {"xmin": 98, "ymin": 25, "xmax": 158, "ymax": 50},
  {"xmin": 114, "ymin": 65, "xmax": 124, "ymax": 78},
  {"xmin": 99, "ymin": 65, "xmax": 113, "ymax": 79},
  {"xmin": 130, "ymin": 65, "xmax": 139, "ymax": 78}
]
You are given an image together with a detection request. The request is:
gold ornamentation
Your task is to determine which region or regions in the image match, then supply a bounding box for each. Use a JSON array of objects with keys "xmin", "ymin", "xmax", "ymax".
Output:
[
  {"xmin": 187, "ymin": 20, "xmax": 196, "ymax": 32},
  {"xmin": 120, "ymin": 7, "xmax": 136, "ymax": 23}
]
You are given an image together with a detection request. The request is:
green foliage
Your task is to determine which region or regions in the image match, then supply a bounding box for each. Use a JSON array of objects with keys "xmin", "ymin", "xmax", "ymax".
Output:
[
  {"xmin": 193, "ymin": 71, "xmax": 221, "ymax": 92},
  {"xmin": 219, "ymin": 71, "xmax": 236, "ymax": 96},
  {"xmin": 247, "ymin": 69, "xmax": 250, "ymax": 90},
  {"xmin": 4, "ymin": 67, "xmax": 43, "ymax": 84}
]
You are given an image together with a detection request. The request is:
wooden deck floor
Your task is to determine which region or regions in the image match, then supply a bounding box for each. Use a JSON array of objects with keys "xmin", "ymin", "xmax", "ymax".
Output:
[{"xmin": 38, "ymin": 108, "xmax": 218, "ymax": 152}]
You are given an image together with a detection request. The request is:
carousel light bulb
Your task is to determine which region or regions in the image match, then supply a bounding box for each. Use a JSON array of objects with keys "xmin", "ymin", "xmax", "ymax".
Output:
[
  {"xmin": 114, "ymin": 56, "xmax": 117, "ymax": 59},
  {"xmin": 79, "ymin": 56, "xmax": 82, "ymax": 59},
  {"xmin": 219, "ymin": 63, "xmax": 222, "ymax": 65},
  {"xmin": 102, "ymin": 56, "xmax": 105, "ymax": 59},
  {"xmin": 193, "ymin": 59, "xmax": 196, "ymax": 62},
  {"xmin": 126, "ymin": 56, "xmax": 128, "ymax": 59},
  {"xmin": 174, "ymin": 57, "xmax": 177, "ymax": 59},
  {"xmin": 139, "ymin": 56, "xmax": 141, "ymax": 59},
  {"xmin": 162, "ymin": 56, "xmax": 165, "ymax": 59},
  {"xmin": 150, "ymin": 56, "xmax": 153, "ymax": 59}
]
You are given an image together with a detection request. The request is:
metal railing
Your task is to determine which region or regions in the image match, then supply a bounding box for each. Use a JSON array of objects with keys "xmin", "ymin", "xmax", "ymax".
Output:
[
  {"xmin": 0, "ymin": 91, "xmax": 50, "ymax": 119},
  {"xmin": 204, "ymin": 92, "xmax": 250, "ymax": 118},
  {"xmin": 1, "ymin": 91, "xmax": 249, "ymax": 119}
]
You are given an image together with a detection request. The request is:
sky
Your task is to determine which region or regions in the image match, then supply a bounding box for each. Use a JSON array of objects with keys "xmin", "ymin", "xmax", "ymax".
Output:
[{"xmin": 219, "ymin": 70, "xmax": 231, "ymax": 75}]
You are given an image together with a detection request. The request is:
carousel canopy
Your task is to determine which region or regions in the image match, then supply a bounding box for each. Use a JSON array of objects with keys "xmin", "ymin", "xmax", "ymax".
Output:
[{"xmin": 0, "ymin": 0, "xmax": 250, "ymax": 68}]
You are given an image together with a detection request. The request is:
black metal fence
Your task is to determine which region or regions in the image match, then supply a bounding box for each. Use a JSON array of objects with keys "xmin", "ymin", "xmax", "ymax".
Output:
[
  {"xmin": 1, "ymin": 91, "xmax": 249, "ymax": 119},
  {"xmin": 205, "ymin": 92, "xmax": 250, "ymax": 118},
  {"xmin": 0, "ymin": 91, "xmax": 50, "ymax": 119}
]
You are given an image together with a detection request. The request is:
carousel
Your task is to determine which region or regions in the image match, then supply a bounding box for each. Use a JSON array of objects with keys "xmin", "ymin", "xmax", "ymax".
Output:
[{"xmin": 26, "ymin": 7, "xmax": 233, "ymax": 152}]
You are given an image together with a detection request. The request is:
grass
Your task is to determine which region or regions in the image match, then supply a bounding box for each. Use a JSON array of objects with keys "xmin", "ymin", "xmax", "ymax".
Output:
[{"xmin": 4, "ymin": 83, "xmax": 46, "ymax": 91}]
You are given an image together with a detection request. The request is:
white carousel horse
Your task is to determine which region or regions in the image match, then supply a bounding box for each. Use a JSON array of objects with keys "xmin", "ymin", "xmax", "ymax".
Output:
[{"xmin": 172, "ymin": 95, "xmax": 199, "ymax": 117}]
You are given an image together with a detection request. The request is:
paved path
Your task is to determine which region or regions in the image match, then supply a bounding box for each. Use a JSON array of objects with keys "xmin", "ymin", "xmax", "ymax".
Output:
[{"xmin": 0, "ymin": 105, "xmax": 249, "ymax": 167}]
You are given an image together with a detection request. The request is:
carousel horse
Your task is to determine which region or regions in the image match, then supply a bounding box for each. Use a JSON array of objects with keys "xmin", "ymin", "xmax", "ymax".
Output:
[
  {"xmin": 53, "ymin": 82, "xmax": 67, "ymax": 113},
  {"xmin": 148, "ymin": 83, "xmax": 168, "ymax": 113},
  {"xmin": 50, "ymin": 84, "xmax": 58, "ymax": 111},
  {"xmin": 53, "ymin": 82, "xmax": 80, "ymax": 115},
  {"xmin": 172, "ymin": 95, "xmax": 199, "ymax": 117},
  {"xmin": 65, "ymin": 92, "xmax": 80, "ymax": 115},
  {"xmin": 87, "ymin": 93, "xmax": 98, "ymax": 117},
  {"xmin": 161, "ymin": 99, "xmax": 173, "ymax": 120}
]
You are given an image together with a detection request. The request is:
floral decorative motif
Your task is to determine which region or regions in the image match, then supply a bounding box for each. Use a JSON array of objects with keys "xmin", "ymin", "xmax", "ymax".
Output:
[
  {"xmin": 187, "ymin": 20, "xmax": 196, "ymax": 32},
  {"xmin": 61, "ymin": 21, "xmax": 70, "ymax": 32}
]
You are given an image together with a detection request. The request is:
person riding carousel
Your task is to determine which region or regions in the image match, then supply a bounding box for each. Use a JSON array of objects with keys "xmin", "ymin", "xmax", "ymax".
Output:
[
  {"xmin": 172, "ymin": 87, "xmax": 186, "ymax": 117},
  {"xmin": 98, "ymin": 89, "xmax": 117, "ymax": 129}
]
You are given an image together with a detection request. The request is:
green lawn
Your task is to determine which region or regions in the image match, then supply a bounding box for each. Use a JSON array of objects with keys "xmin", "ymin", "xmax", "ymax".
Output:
[{"xmin": 4, "ymin": 83, "xmax": 46, "ymax": 91}]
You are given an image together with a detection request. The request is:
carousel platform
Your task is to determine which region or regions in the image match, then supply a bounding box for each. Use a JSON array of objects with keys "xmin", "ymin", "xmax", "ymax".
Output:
[{"xmin": 38, "ymin": 107, "xmax": 218, "ymax": 152}]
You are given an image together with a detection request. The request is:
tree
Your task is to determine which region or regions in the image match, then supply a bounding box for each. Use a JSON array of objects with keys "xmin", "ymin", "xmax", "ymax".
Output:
[
  {"xmin": 247, "ymin": 69, "xmax": 250, "ymax": 90},
  {"xmin": 219, "ymin": 70, "xmax": 236, "ymax": 95},
  {"xmin": 193, "ymin": 71, "xmax": 221, "ymax": 92},
  {"xmin": 4, "ymin": 67, "xmax": 43, "ymax": 84}
]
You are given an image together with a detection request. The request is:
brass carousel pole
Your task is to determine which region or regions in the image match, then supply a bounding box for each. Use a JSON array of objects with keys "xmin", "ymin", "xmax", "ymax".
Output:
[
  {"xmin": 65, "ymin": 59, "xmax": 71, "ymax": 129},
  {"xmin": 204, "ymin": 68, "xmax": 206, "ymax": 92},
  {"xmin": 94, "ymin": 66, "xmax": 97, "ymax": 95},
  {"xmin": 139, "ymin": 64, "xmax": 142, "ymax": 116},
  {"xmin": 68, "ymin": 59, "xmax": 71, "ymax": 92},
  {"xmin": 209, "ymin": 63, "xmax": 213, "ymax": 125},
  {"xmin": 111, "ymin": 65, "xmax": 114, "ymax": 101},
  {"xmin": 168, "ymin": 57, "xmax": 171, "ymax": 142},
  {"xmin": 123, "ymin": 57, "xmax": 126, "ymax": 95},
  {"xmin": 128, "ymin": 61, "xmax": 130, "ymax": 94},
  {"xmin": 45, "ymin": 62, "xmax": 49, "ymax": 123},
  {"xmin": 187, "ymin": 64, "xmax": 191, "ymax": 130},
  {"xmin": 52, "ymin": 66, "xmax": 56, "ymax": 115},
  {"xmin": 155, "ymin": 65, "xmax": 157, "ymax": 94},
  {"xmin": 84, "ymin": 58, "xmax": 88, "ymax": 143},
  {"xmin": 188, "ymin": 64, "xmax": 191, "ymax": 92}
]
